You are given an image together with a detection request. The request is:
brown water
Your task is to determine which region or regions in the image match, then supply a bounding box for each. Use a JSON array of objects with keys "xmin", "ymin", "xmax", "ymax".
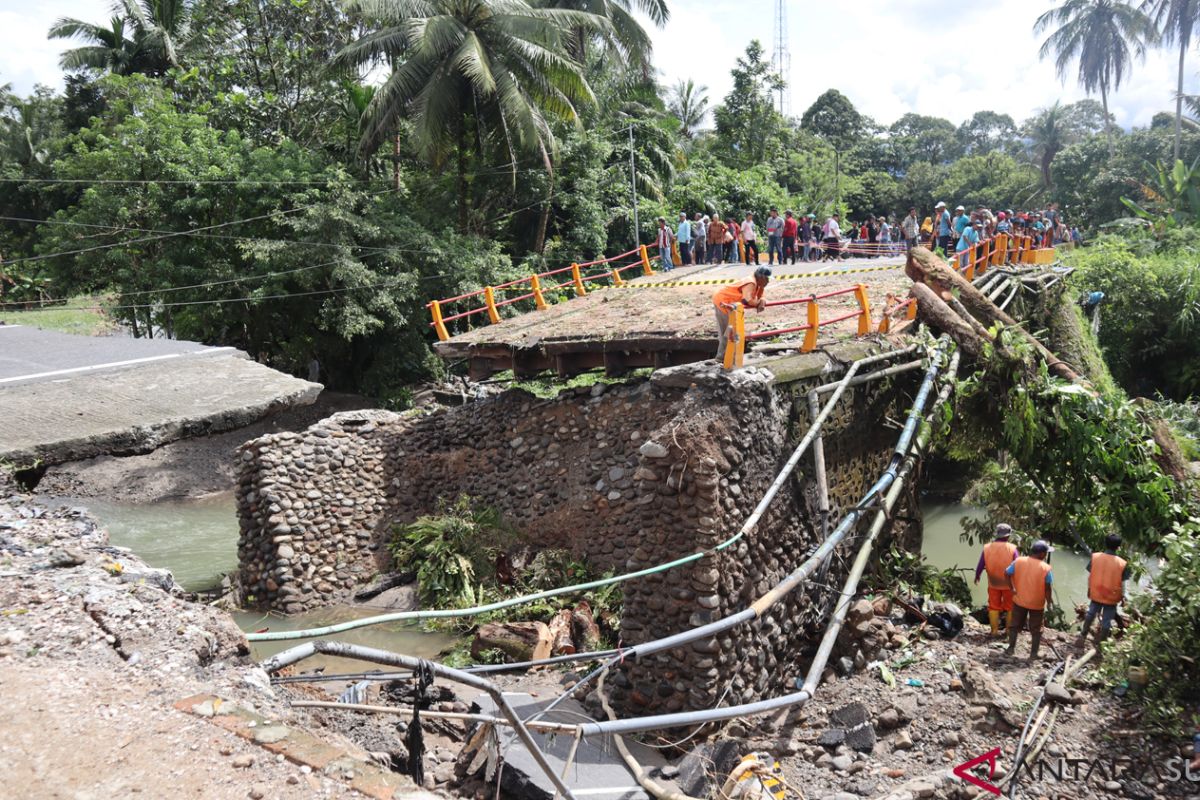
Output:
[
  {"xmin": 51, "ymin": 493, "xmax": 457, "ymax": 668},
  {"xmin": 919, "ymin": 501, "xmax": 1150, "ymax": 609}
]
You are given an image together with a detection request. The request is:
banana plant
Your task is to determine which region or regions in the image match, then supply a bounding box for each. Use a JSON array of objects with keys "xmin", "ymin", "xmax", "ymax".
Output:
[{"xmin": 1121, "ymin": 156, "xmax": 1200, "ymax": 230}]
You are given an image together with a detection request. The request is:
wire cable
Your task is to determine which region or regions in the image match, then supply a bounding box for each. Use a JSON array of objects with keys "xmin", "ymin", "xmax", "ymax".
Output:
[{"xmin": 0, "ymin": 186, "xmax": 403, "ymax": 267}]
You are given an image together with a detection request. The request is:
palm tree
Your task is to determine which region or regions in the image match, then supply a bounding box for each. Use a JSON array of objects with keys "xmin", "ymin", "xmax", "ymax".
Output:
[
  {"xmin": 533, "ymin": 0, "xmax": 668, "ymax": 74},
  {"xmin": 1034, "ymin": 0, "xmax": 1157, "ymax": 153},
  {"xmin": 49, "ymin": 0, "xmax": 194, "ymax": 77},
  {"xmin": 1026, "ymin": 102, "xmax": 1074, "ymax": 188},
  {"xmin": 1143, "ymin": 0, "xmax": 1200, "ymax": 160},
  {"xmin": 668, "ymin": 79, "xmax": 708, "ymax": 139},
  {"xmin": 337, "ymin": 0, "xmax": 605, "ymax": 227}
]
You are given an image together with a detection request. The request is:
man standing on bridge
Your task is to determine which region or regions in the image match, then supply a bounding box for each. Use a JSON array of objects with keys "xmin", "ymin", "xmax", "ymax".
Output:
[
  {"xmin": 1078, "ymin": 533, "xmax": 1130, "ymax": 652},
  {"xmin": 712, "ymin": 266, "xmax": 771, "ymax": 363},
  {"xmin": 901, "ymin": 207, "xmax": 919, "ymax": 253},
  {"xmin": 974, "ymin": 523, "xmax": 1019, "ymax": 637},
  {"xmin": 676, "ymin": 213, "xmax": 691, "ymax": 265},
  {"xmin": 935, "ymin": 201, "xmax": 952, "ymax": 254},
  {"xmin": 1005, "ymin": 540, "xmax": 1054, "ymax": 660},
  {"xmin": 782, "ymin": 210, "xmax": 798, "ymax": 264},
  {"xmin": 765, "ymin": 207, "xmax": 784, "ymax": 265}
]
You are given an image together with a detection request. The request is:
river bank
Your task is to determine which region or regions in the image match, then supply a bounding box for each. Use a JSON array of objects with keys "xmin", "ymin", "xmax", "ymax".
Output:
[
  {"xmin": 33, "ymin": 390, "xmax": 376, "ymax": 504},
  {"xmin": 0, "ymin": 474, "xmax": 425, "ymax": 799}
]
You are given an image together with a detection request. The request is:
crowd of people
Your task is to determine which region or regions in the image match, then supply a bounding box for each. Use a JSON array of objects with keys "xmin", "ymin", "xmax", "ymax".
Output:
[{"xmin": 655, "ymin": 202, "xmax": 1082, "ymax": 271}]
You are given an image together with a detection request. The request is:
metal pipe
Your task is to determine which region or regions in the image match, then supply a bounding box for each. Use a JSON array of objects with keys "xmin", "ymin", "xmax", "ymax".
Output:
[
  {"xmin": 289, "ymin": 700, "xmax": 582, "ymax": 733},
  {"xmin": 998, "ymin": 283, "xmax": 1020, "ymax": 312},
  {"xmin": 806, "ymin": 390, "xmax": 831, "ymax": 537},
  {"xmin": 574, "ymin": 342, "xmax": 953, "ymax": 737},
  {"xmin": 261, "ymin": 641, "xmax": 577, "ymax": 800}
]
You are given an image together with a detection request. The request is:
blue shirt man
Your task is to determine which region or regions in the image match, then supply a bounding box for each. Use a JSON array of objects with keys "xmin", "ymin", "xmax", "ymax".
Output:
[
  {"xmin": 956, "ymin": 222, "xmax": 980, "ymax": 252},
  {"xmin": 677, "ymin": 216, "xmax": 691, "ymax": 243}
]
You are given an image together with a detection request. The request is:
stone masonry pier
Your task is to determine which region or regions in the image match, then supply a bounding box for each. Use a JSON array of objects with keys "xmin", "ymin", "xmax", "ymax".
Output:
[{"xmin": 235, "ymin": 339, "xmax": 923, "ymax": 714}]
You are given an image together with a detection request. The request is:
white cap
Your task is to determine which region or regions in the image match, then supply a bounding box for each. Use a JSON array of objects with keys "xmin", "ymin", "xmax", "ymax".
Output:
[
  {"xmin": 955, "ymin": 205, "xmax": 965, "ymax": 211},
  {"xmin": 935, "ymin": 201, "xmax": 946, "ymax": 208}
]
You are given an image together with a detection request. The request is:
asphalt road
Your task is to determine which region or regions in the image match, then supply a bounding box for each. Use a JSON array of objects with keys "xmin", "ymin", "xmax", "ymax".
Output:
[{"xmin": 0, "ymin": 325, "xmax": 236, "ymax": 387}]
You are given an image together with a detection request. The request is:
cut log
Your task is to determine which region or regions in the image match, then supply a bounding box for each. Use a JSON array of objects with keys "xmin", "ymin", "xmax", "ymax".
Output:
[
  {"xmin": 571, "ymin": 601, "xmax": 603, "ymax": 653},
  {"xmin": 907, "ymin": 248, "xmax": 1083, "ymax": 384},
  {"xmin": 547, "ymin": 608, "xmax": 576, "ymax": 655},
  {"xmin": 471, "ymin": 621, "xmax": 553, "ymax": 663},
  {"xmin": 910, "ymin": 284, "xmax": 987, "ymax": 360}
]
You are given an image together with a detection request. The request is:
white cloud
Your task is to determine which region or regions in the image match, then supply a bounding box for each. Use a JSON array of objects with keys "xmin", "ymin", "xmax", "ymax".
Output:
[
  {"xmin": 1, "ymin": 0, "xmax": 1193, "ymax": 132},
  {"xmin": 647, "ymin": 0, "xmax": 1194, "ymax": 130},
  {"xmin": 0, "ymin": 1, "xmax": 101, "ymax": 94}
]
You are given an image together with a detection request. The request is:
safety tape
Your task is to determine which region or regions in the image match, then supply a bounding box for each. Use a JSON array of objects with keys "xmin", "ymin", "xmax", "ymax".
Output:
[{"xmin": 620, "ymin": 263, "xmax": 902, "ymax": 288}]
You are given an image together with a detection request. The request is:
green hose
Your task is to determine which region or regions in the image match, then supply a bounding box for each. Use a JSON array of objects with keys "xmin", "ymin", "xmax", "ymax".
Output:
[{"xmin": 245, "ymin": 532, "xmax": 746, "ymax": 642}]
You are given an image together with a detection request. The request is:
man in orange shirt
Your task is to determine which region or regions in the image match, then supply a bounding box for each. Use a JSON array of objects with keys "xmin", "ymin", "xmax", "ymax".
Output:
[
  {"xmin": 1004, "ymin": 540, "xmax": 1054, "ymax": 660},
  {"xmin": 1078, "ymin": 533, "xmax": 1130, "ymax": 651},
  {"xmin": 712, "ymin": 267, "xmax": 770, "ymax": 363},
  {"xmin": 973, "ymin": 523, "xmax": 1019, "ymax": 636}
]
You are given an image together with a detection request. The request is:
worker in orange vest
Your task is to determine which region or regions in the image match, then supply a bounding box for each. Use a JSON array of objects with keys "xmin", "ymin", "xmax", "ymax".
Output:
[
  {"xmin": 712, "ymin": 266, "xmax": 770, "ymax": 363},
  {"xmin": 973, "ymin": 523, "xmax": 1019, "ymax": 636},
  {"xmin": 1078, "ymin": 533, "xmax": 1130, "ymax": 651},
  {"xmin": 1004, "ymin": 540, "xmax": 1054, "ymax": 660}
]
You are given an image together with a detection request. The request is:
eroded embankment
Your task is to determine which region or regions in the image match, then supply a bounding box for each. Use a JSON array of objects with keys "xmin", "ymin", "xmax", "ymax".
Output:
[{"xmin": 0, "ymin": 475, "xmax": 422, "ymax": 798}]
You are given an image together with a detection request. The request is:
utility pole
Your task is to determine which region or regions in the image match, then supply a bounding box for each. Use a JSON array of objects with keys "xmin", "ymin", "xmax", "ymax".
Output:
[{"xmin": 628, "ymin": 122, "xmax": 639, "ymax": 245}]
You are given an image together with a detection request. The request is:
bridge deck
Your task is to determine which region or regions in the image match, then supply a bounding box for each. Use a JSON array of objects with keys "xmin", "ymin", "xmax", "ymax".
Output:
[{"xmin": 434, "ymin": 257, "xmax": 912, "ymax": 379}]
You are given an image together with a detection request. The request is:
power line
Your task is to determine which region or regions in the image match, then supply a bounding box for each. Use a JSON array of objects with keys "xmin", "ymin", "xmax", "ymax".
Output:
[
  {"xmin": 0, "ymin": 215, "xmax": 426, "ymax": 256},
  {"xmin": 0, "ymin": 255, "xmax": 364, "ymax": 308},
  {"xmin": 0, "ymin": 186, "xmax": 403, "ymax": 267}
]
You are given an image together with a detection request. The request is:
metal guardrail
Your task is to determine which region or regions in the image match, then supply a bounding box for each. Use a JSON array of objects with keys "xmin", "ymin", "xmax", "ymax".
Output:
[{"xmin": 428, "ymin": 245, "xmax": 659, "ymax": 341}]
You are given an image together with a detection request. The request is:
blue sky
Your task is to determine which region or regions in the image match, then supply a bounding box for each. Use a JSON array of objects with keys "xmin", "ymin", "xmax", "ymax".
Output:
[{"xmin": 2, "ymin": 0, "xmax": 1191, "ymax": 130}]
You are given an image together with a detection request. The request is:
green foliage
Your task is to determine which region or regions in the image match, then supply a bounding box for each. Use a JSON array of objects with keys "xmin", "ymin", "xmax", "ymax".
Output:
[
  {"xmin": 389, "ymin": 496, "xmax": 515, "ymax": 610},
  {"xmin": 871, "ymin": 545, "xmax": 973, "ymax": 608},
  {"xmin": 1064, "ymin": 236, "xmax": 1200, "ymax": 398},
  {"xmin": 712, "ymin": 41, "xmax": 785, "ymax": 168},
  {"xmin": 955, "ymin": 325, "xmax": 1179, "ymax": 554},
  {"xmin": 1105, "ymin": 517, "xmax": 1200, "ymax": 734}
]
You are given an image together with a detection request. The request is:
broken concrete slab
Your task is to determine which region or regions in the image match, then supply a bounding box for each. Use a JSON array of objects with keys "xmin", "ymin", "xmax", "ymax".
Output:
[
  {"xmin": 0, "ymin": 354, "xmax": 321, "ymax": 468},
  {"xmin": 471, "ymin": 692, "xmax": 674, "ymax": 800}
]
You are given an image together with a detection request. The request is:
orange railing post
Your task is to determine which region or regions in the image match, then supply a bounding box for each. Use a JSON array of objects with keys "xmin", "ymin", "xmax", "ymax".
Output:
[
  {"xmin": 977, "ymin": 239, "xmax": 989, "ymax": 277},
  {"xmin": 640, "ymin": 245, "xmax": 654, "ymax": 275},
  {"xmin": 484, "ymin": 286, "xmax": 501, "ymax": 324},
  {"xmin": 571, "ymin": 263, "xmax": 587, "ymax": 296},
  {"xmin": 671, "ymin": 241, "xmax": 681, "ymax": 266},
  {"xmin": 611, "ymin": 267, "xmax": 624, "ymax": 287},
  {"xmin": 906, "ymin": 299, "xmax": 918, "ymax": 321},
  {"xmin": 430, "ymin": 300, "xmax": 449, "ymax": 341},
  {"xmin": 802, "ymin": 297, "xmax": 819, "ymax": 353},
  {"xmin": 531, "ymin": 274, "xmax": 547, "ymax": 310},
  {"xmin": 854, "ymin": 283, "xmax": 871, "ymax": 336}
]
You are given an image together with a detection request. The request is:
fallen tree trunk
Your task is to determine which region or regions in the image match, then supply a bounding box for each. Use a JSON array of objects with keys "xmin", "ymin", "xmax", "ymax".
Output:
[
  {"xmin": 472, "ymin": 621, "xmax": 553, "ymax": 663},
  {"xmin": 547, "ymin": 608, "xmax": 576, "ymax": 655},
  {"xmin": 907, "ymin": 247, "xmax": 1083, "ymax": 384},
  {"xmin": 910, "ymin": 283, "xmax": 988, "ymax": 360},
  {"xmin": 571, "ymin": 601, "xmax": 602, "ymax": 653}
]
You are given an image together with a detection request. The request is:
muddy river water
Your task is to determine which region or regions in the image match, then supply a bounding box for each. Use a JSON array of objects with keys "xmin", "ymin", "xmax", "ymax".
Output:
[{"xmin": 50, "ymin": 492, "xmax": 1146, "ymax": 666}]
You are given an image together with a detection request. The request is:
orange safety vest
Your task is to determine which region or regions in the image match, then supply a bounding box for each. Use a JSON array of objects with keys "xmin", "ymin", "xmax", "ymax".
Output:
[
  {"xmin": 1011, "ymin": 556, "xmax": 1051, "ymax": 610},
  {"xmin": 982, "ymin": 540, "xmax": 1017, "ymax": 587},
  {"xmin": 1088, "ymin": 552, "xmax": 1127, "ymax": 605},
  {"xmin": 713, "ymin": 281, "xmax": 762, "ymax": 312}
]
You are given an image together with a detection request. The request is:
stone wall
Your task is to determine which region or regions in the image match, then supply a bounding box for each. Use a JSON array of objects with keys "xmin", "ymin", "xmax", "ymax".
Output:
[
  {"xmin": 235, "ymin": 383, "xmax": 685, "ymax": 612},
  {"xmin": 235, "ymin": 342, "xmax": 924, "ymax": 714},
  {"xmin": 610, "ymin": 345, "xmax": 922, "ymax": 715}
]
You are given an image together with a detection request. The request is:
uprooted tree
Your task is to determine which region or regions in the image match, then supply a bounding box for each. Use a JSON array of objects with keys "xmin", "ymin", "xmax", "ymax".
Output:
[{"xmin": 906, "ymin": 246, "xmax": 1200, "ymax": 733}]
